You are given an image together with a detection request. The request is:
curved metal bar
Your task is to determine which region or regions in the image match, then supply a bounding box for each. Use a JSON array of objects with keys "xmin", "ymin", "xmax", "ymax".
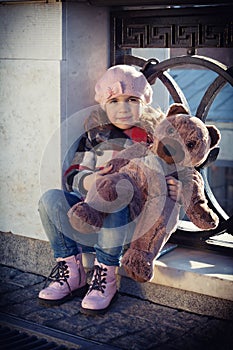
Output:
[
  {"xmin": 200, "ymin": 168, "xmax": 229, "ymax": 222},
  {"xmin": 122, "ymin": 55, "xmax": 233, "ymax": 121},
  {"xmin": 122, "ymin": 55, "xmax": 190, "ymax": 111},
  {"xmin": 196, "ymin": 76, "xmax": 227, "ymax": 121},
  {"xmin": 122, "ymin": 54, "xmax": 147, "ymax": 67},
  {"xmin": 121, "ymin": 54, "xmax": 232, "ymax": 234},
  {"xmin": 156, "ymin": 70, "xmax": 190, "ymax": 111},
  {"xmin": 196, "ymin": 65, "xmax": 233, "ymax": 121},
  {"xmin": 138, "ymin": 55, "xmax": 233, "ymax": 87}
]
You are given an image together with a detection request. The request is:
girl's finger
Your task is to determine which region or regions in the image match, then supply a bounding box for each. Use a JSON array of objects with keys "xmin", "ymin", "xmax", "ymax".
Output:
[{"xmin": 98, "ymin": 164, "xmax": 113, "ymax": 175}]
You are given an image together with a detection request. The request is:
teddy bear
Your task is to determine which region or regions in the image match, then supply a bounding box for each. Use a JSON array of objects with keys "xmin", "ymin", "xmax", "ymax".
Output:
[{"xmin": 68, "ymin": 103, "xmax": 221, "ymax": 283}]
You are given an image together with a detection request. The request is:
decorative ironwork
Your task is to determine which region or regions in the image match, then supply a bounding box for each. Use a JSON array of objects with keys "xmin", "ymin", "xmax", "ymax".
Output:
[
  {"xmin": 111, "ymin": 5, "xmax": 233, "ymax": 65},
  {"xmin": 110, "ymin": 5, "xmax": 233, "ymax": 253},
  {"xmin": 119, "ymin": 54, "xmax": 233, "ymax": 253}
]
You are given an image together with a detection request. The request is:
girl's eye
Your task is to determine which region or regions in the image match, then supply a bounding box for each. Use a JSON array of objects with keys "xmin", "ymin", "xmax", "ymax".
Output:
[
  {"xmin": 128, "ymin": 97, "xmax": 140, "ymax": 103},
  {"xmin": 167, "ymin": 127, "xmax": 175, "ymax": 135},
  {"xmin": 186, "ymin": 141, "xmax": 196, "ymax": 149},
  {"xmin": 109, "ymin": 99, "xmax": 118, "ymax": 104}
]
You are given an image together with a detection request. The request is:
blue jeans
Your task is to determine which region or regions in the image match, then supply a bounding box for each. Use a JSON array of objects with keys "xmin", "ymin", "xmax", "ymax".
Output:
[{"xmin": 38, "ymin": 189, "xmax": 133, "ymax": 266}]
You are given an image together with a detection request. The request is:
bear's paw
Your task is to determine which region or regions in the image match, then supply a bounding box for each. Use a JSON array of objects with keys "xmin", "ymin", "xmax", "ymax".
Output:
[
  {"xmin": 121, "ymin": 248, "xmax": 154, "ymax": 283},
  {"xmin": 68, "ymin": 202, "xmax": 105, "ymax": 234}
]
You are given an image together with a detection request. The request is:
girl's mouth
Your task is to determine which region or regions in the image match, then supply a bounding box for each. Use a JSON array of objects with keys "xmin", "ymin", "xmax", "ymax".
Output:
[{"xmin": 117, "ymin": 117, "xmax": 132, "ymax": 122}]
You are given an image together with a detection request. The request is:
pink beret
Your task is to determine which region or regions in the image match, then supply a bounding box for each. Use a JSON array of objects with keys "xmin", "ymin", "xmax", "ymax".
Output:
[{"xmin": 94, "ymin": 65, "xmax": 153, "ymax": 108}]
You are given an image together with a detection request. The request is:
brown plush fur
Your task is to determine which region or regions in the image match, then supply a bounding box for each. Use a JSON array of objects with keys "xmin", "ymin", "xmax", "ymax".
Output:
[{"xmin": 68, "ymin": 103, "xmax": 221, "ymax": 283}]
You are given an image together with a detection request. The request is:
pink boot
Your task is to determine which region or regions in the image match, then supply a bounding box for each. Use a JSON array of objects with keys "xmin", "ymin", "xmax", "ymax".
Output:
[
  {"xmin": 38, "ymin": 254, "xmax": 88, "ymax": 306},
  {"xmin": 81, "ymin": 259, "xmax": 118, "ymax": 315}
]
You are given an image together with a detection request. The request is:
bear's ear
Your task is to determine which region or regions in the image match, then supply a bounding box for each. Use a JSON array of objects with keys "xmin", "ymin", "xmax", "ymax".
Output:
[
  {"xmin": 207, "ymin": 125, "xmax": 221, "ymax": 149},
  {"xmin": 166, "ymin": 103, "xmax": 189, "ymax": 117}
]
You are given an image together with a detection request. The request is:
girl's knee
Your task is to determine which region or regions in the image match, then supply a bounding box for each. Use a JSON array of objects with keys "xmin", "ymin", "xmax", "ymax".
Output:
[{"xmin": 38, "ymin": 189, "xmax": 64, "ymax": 211}]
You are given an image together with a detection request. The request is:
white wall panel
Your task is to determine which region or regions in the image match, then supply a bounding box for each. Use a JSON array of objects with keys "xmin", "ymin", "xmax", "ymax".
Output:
[
  {"xmin": 0, "ymin": 3, "xmax": 62, "ymax": 60},
  {"xmin": 0, "ymin": 3, "xmax": 62, "ymax": 239}
]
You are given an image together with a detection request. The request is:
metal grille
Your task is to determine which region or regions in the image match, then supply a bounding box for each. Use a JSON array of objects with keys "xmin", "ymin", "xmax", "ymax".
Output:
[
  {"xmin": 0, "ymin": 313, "xmax": 118, "ymax": 350},
  {"xmin": 110, "ymin": 5, "xmax": 233, "ymax": 65},
  {"xmin": 0, "ymin": 325, "xmax": 77, "ymax": 350}
]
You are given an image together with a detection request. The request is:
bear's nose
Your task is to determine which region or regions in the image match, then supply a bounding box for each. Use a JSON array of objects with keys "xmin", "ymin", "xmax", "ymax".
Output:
[
  {"xmin": 163, "ymin": 144, "xmax": 176, "ymax": 157},
  {"xmin": 157, "ymin": 138, "xmax": 185, "ymax": 164}
]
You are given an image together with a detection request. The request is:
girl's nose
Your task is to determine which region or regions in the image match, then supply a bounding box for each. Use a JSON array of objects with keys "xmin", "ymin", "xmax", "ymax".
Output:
[{"xmin": 119, "ymin": 102, "xmax": 129, "ymax": 112}]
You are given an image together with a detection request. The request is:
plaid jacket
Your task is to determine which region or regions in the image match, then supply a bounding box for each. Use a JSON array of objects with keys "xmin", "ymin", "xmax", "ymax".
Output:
[{"xmin": 64, "ymin": 123, "xmax": 152, "ymax": 197}]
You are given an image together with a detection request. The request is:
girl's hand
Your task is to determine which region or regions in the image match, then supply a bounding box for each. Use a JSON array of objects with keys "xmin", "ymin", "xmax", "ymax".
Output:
[
  {"xmin": 83, "ymin": 164, "xmax": 113, "ymax": 191},
  {"xmin": 166, "ymin": 176, "xmax": 182, "ymax": 203}
]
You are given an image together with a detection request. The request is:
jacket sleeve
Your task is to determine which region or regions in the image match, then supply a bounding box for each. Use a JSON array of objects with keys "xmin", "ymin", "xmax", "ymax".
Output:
[{"xmin": 64, "ymin": 132, "xmax": 96, "ymax": 196}]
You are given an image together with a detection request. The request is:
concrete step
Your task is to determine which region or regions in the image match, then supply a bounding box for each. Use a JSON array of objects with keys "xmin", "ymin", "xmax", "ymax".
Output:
[
  {"xmin": 83, "ymin": 244, "xmax": 233, "ymax": 302},
  {"xmin": 152, "ymin": 246, "xmax": 233, "ymax": 301},
  {"xmin": 1, "ymin": 231, "xmax": 233, "ymax": 319}
]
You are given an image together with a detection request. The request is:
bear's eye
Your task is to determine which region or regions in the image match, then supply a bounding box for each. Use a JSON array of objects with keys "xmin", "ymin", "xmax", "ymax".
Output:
[
  {"xmin": 167, "ymin": 127, "xmax": 175, "ymax": 135},
  {"xmin": 186, "ymin": 141, "xmax": 196, "ymax": 149}
]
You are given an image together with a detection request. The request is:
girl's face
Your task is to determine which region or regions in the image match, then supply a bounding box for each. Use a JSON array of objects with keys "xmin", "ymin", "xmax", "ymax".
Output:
[{"xmin": 105, "ymin": 95, "xmax": 144, "ymax": 130}]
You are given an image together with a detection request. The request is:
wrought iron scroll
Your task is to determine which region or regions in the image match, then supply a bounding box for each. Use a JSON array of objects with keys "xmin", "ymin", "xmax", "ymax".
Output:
[
  {"xmin": 110, "ymin": 5, "xmax": 233, "ymax": 252},
  {"xmin": 114, "ymin": 53, "xmax": 233, "ymax": 251},
  {"xmin": 120, "ymin": 54, "xmax": 233, "ymax": 121},
  {"xmin": 111, "ymin": 5, "xmax": 233, "ymax": 65}
]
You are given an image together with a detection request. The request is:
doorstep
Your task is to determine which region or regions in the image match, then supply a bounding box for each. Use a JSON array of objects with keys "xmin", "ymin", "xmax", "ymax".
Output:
[
  {"xmin": 1, "ymin": 232, "xmax": 232, "ymax": 302},
  {"xmin": 151, "ymin": 247, "xmax": 233, "ymax": 301},
  {"xmin": 1, "ymin": 232, "xmax": 233, "ymax": 318},
  {"xmin": 118, "ymin": 246, "xmax": 233, "ymax": 319},
  {"xmin": 83, "ymin": 245, "xmax": 233, "ymax": 302}
]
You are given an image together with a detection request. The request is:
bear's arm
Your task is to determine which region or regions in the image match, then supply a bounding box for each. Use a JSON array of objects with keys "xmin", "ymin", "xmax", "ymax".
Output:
[
  {"xmin": 181, "ymin": 168, "xmax": 219, "ymax": 230},
  {"xmin": 106, "ymin": 142, "xmax": 148, "ymax": 173}
]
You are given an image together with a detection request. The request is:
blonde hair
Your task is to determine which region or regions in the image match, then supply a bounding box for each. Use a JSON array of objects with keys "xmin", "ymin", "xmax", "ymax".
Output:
[
  {"xmin": 137, "ymin": 105, "xmax": 165, "ymax": 137},
  {"xmin": 84, "ymin": 107, "xmax": 109, "ymax": 132}
]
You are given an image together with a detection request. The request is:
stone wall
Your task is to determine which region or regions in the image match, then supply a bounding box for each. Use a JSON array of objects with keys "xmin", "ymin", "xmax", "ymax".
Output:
[{"xmin": 0, "ymin": 2, "xmax": 109, "ymax": 240}]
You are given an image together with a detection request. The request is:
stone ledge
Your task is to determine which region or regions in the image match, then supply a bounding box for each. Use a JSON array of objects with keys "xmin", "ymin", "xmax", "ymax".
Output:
[
  {"xmin": 1, "ymin": 231, "xmax": 233, "ymax": 320},
  {"xmin": 0, "ymin": 232, "xmax": 54, "ymax": 276},
  {"xmin": 152, "ymin": 247, "xmax": 233, "ymax": 301}
]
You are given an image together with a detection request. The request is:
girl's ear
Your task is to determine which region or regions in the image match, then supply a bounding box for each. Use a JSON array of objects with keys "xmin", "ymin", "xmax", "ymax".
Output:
[{"xmin": 166, "ymin": 103, "xmax": 189, "ymax": 117}]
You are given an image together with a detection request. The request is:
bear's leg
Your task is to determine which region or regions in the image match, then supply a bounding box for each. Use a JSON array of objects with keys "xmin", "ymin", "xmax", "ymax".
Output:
[
  {"xmin": 68, "ymin": 173, "xmax": 137, "ymax": 234},
  {"xmin": 68, "ymin": 202, "xmax": 107, "ymax": 233},
  {"xmin": 121, "ymin": 196, "xmax": 180, "ymax": 282}
]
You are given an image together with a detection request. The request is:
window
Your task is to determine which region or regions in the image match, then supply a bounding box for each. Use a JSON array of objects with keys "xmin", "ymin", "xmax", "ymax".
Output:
[{"xmin": 110, "ymin": 5, "xmax": 233, "ymax": 253}]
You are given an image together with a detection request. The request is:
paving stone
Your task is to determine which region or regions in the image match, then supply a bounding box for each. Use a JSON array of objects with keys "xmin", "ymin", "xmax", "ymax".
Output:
[
  {"xmin": 0, "ymin": 265, "xmax": 44, "ymax": 286},
  {"xmin": 0, "ymin": 285, "xmax": 38, "ymax": 305},
  {"xmin": 52, "ymin": 298, "xmax": 83, "ymax": 316},
  {"xmin": 81, "ymin": 324, "xmax": 126, "ymax": 343},
  {"xmin": 1, "ymin": 298, "xmax": 40, "ymax": 317},
  {"xmin": 158, "ymin": 318, "xmax": 233, "ymax": 350},
  {"xmin": 0, "ymin": 265, "xmax": 22, "ymax": 278},
  {"xmin": 160, "ymin": 309, "xmax": 209, "ymax": 331},
  {"xmin": 111, "ymin": 326, "xmax": 170, "ymax": 350},
  {"xmin": 45, "ymin": 313, "xmax": 95, "ymax": 334},
  {"xmin": 24, "ymin": 308, "xmax": 72, "ymax": 325},
  {"xmin": 186, "ymin": 318, "xmax": 233, "ymax": 348},
  {"xmin": 0, "ymin": 283, "xmax": 22, "ymax": 295},
  {"xmin": 1, "ymin": 265, "xmax": 233, "ymax": 350},
  {"xmin": 12, "ymin": 272, "xmax": 45, "ymax": 287}
]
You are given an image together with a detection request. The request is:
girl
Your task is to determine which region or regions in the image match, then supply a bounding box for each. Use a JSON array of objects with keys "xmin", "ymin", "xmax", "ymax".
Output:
[{"xmin": 38, "ymin": 65, "xmax": 181, "ymax": 315}]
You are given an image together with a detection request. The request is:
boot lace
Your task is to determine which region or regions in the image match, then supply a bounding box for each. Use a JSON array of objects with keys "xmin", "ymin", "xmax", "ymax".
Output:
[
  {"xmin": 44, "ymin": 261, "xmax": 72, "ymax": 294},
  {"xmin": 87, "ymin": 264, "xmax": 107, "ymax": 295}
]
